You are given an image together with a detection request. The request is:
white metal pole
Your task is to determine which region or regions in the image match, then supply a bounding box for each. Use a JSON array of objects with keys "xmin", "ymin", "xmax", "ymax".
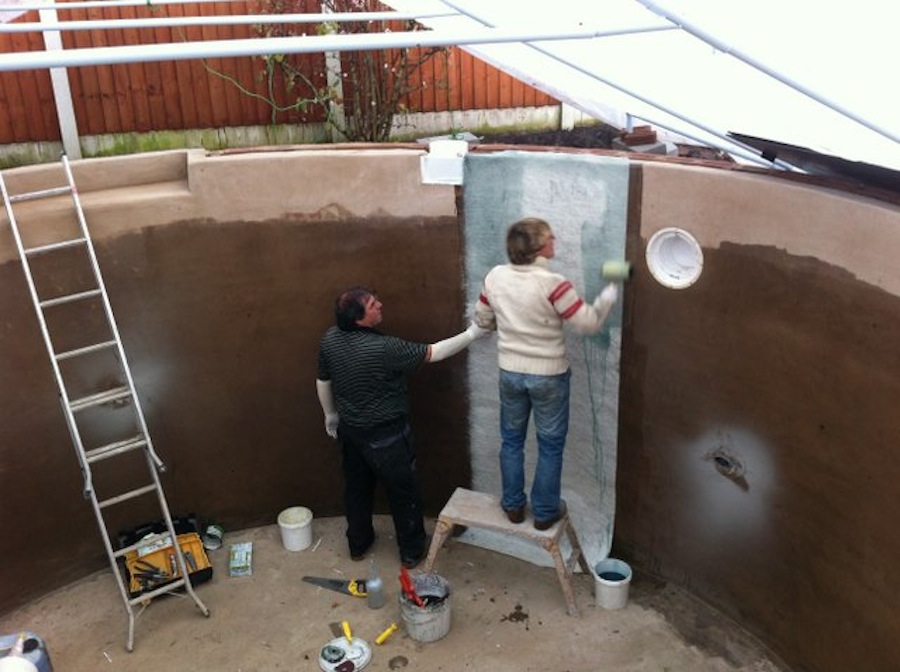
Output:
[
  {"xmin": 0, "ymin": 25, "xmax": 640, "ymax": 71},
  {"xmin": 39, "ymin": 6, "xmax": 81, "ymax": 159},
  {"xmin": 0, "ymin": 10, "xmax": 458, "ymax": 32}
]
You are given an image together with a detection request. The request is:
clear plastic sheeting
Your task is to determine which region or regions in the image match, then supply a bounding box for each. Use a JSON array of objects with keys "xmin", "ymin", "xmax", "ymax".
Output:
[{"xmin": 388, "ymin": 0, "xmax": 900, "ymax": 172}]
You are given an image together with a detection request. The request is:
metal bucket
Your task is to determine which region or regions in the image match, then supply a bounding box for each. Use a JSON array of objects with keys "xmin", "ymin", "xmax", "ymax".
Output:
[{"xmin": 399, "ymin": 574, "xmax": 451, "ymax": 643}]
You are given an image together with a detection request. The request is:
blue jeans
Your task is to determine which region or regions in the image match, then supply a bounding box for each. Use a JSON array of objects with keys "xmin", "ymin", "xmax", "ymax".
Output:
[{"xmin": 498, "ymin": 368, "xmax": 570, "ymax": 522}]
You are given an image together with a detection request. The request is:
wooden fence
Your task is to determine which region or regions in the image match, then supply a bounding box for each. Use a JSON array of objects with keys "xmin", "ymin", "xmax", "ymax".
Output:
[{"xmin": 0, "ymin": 1, "xmax": 557, "ymax": 144}]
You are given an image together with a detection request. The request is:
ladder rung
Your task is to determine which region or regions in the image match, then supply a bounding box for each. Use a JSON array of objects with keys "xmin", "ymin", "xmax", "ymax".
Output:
[
  {"xmin": 56, "ymin": 340, "xmax": 118, "ymax": 361},
  {"xmin": 24, "ymin": 237, "xmax": 87, "ymax": 255},
  {"xmin": 127, "ymin": 577, "xmax": 188, "ymax": 605},
  {"xmin": 99, "ymin": 484, "xmax": 158, "ymax": 509},
  {"xmin": 85, "ymin": 434, "xmax": 147, "ymax": 464},
  {"xmin": 40, "ymin": 288, "xmax": 102, "ymax": 308},
  {"xmin": 8, "ymin": 185, "xmax": 72, "ymax": 203},
  {"xmin": 68, "ymin": 385, "xmax": 132, "ymax": 411}
]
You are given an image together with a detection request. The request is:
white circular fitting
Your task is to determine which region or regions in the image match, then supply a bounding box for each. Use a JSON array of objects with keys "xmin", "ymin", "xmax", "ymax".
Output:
[{"xmin": 645, "ymin": 227, "xmax": 704, "ymax": 289}]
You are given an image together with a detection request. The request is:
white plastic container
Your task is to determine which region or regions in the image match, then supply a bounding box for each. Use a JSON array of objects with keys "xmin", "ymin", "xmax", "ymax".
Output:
[
  {"xmin": 594, "ymin": 558, "xmax": 632, "ymax": 610},
  {"xmin": 277, "ymin": 506, "xmax": 313, "ymax": 551},
  {"xmin": 0, "ymin": 658, "xmax": 39, "ymax": 672}
]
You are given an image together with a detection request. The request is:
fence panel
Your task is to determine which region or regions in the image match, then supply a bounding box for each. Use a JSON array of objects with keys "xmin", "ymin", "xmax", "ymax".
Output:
[{"xmin": 0, "ymin": 2, "xmax": 558, "ymax": 144}]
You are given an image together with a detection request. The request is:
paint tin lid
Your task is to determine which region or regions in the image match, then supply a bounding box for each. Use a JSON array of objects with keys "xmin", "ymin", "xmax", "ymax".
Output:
[
  {"xmin": 646, "ymin": 227, "xmax": 703, "ymax": 289},
  {"xmin": 318, "ymin": 637, "xmax": 371, "ymax": 672}
]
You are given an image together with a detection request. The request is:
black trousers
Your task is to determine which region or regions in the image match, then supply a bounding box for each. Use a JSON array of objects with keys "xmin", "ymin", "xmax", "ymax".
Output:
[{"xmin": 339, "ymin": 420, "xmax": 426, "ymax": 561}]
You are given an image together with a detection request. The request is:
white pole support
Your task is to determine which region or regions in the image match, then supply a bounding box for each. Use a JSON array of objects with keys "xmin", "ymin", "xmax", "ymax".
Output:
[{"xmin": 39, "ymin": 7, "xmax": 81, "ymax": 159}]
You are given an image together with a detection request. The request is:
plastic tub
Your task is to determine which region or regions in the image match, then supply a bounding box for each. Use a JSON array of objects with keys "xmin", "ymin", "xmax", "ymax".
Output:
[
  {"xmin": 593, "ymin": 558, "xmax": 632, "ymax": 610},
  {"xmin": 277, "ymin": 506, "xmax": 313, "ymax": 551}
]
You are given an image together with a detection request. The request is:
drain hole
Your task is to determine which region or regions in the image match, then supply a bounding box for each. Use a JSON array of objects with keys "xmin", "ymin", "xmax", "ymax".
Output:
[{"xmin": 705, "ymin": 448, "xmax": 745, "ymax": 479}]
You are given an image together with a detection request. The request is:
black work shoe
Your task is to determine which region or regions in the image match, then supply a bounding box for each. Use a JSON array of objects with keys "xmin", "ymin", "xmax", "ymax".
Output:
[
  {"xmin": 350, "ymin": 537, "xmax": 375, "ymax": 561},
  {"xmin": 534, "ymin": 500, "xmax": 567, "ymax": 531},
  {"xmin": 401, "ymin": 550, "xmax": 426, "ymax": 570},
  {"xmin": 504, "ymin": 506, "xmax": 526, "ymax": 524}
]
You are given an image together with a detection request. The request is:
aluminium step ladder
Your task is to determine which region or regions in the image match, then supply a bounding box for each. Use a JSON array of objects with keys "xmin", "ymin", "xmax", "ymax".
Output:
[{"xmin": 0, "ymin": 154, "xmax": 210, "ymax": 651}]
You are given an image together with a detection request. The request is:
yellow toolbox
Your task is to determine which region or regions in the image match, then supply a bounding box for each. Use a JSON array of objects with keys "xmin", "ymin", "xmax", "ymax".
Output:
[{"xmin": 121, "ymin": 531, "xmax": 213, "ymax": 598}]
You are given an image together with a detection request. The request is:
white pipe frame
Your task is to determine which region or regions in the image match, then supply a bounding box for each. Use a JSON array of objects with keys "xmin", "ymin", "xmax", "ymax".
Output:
[
  {"xmin": 0, "ymin": 24, "xmax": 667, "ymax": 71},
  {"xmin": 0, "ymin": 10, "xmax": 458, "ymax": 32}
]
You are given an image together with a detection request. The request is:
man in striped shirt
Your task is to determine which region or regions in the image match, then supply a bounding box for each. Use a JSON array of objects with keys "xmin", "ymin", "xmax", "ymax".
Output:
[
  {"xmin": 474, "ymin": 217, "xmax": 619, "ymax": 530},
  {"xmin": 317, "ymin": 286, "xmax": 488, "ymax": 568}
]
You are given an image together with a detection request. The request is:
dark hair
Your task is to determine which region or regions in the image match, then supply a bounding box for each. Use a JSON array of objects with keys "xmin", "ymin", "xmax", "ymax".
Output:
[
  {"xmin": 506, "ymin": 217, "xmax": 552, "ymax": 265},
  {"xmin": 335, "ymin": 286, "xmax": 374, "ymax": 331}
]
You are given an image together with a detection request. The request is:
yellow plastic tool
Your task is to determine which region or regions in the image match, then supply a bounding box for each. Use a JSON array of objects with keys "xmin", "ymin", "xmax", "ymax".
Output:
[
  {"xmin": 375, "ymin": 622, "xmax": 399, "ymax": 645},
  {"xmin": 341, "ymin": 620, "xmax": 352, "ymax": 643}
]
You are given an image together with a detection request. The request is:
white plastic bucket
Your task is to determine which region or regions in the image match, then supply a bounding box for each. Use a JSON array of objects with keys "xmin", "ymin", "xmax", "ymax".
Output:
[
  {"xmin": 277, "ymin": 506, "xmax": 313, "ymax": 551},
  {"xmin": 0, "ymin": 658, "xmax": 38, "ymax": 672},
  {"xmin": 399, "ymin": 574, "xmax": 451, "ymax": 643},
  {"xmin": 594, "ymin": 558, "xmax": 632, "ymax": 610}
]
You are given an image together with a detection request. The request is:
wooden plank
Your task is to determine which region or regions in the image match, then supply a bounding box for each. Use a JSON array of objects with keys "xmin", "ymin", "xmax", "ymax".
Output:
[
  {"xmin": 0, "ymin": 32, "xmax": 29, "ymax": 142},
  {"xmin": 432, "ymin": 49, "xmax": 447, "ymax": 113},
  {"xmin": 458, "ymin": 49, "xmax": 475, "ymax": 110},
  {"xmin": 498, "ymin": 69, "xmax": 512, "ymax": 109},
  {"xmin": 419, "ymin": 47, "xmax": 436, "ymax": 113},
  {"xmin": 0, "ymin": 60, "xmax": 14, "ymax": 143},
  {"xmin": 14, "ymin": 33, "xmax": 45, "ymax": 139},
  {"xmin": 510, "ymin": 72, "xmax": 524, "ymax": 109},
  {"xmin": 61, "ymin": 9, "xmax": 95, "ymax": 136},
  {"xmin": 167, "ymin": 3, "xmax": 199, "ymax": 129},
  {"xmin": 471, "ymin": 53, "xmax": 487, "ymax": 110},
  {"xmin": 87, "ymin": 14, "xmax": 122, "ymax": 133},
  {"xmin": 485, "ymin": 59, "xmax": 500, "ymax": 110},
  {"xmin": 200, "ymin": 2, "xmax": 228, "ymax": 128},
  {"xmin": 152, "ymin": 18, "xmax": 183, "ymax": 129},
  {"xmin": 214, "ymin": 3, "xmax": 244, "ymax": 126},
  {"xmin": 134, "ymin": 2, "xmax": 167, "ymax": 131},
  {"xmin": 120, "ymin": 5, "xmax": 150, "ymax": 132},
  {"xmin": 30, "ymin": 30, "xmax": 58, "ymax": 141},
  {"xmin": 230, "ymin": 1, "xmax": 262, "ymax": 125},
  {"xmin": 446, "ymin": 48, "xmax": 461, "ymax": 111},
  {"xmin": 182, "ymin": 15, "xmax": 211, "ymax": 128}
]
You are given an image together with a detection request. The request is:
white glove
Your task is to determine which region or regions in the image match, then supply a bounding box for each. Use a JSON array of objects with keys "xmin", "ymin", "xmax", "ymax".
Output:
[
  {"xmin": 324, "ymin": 412, "xmax": 339, "ymax": 439},
  {"xmin": 466, "ymin": 322, "xmax": 492, "ymax": 340},
  {"xmin": 429, "ymin": 322, "xmax": 488, "ymax": 362},
  {"xmin": 596, "ymin": 283, "xmax": 619, "ymax": 307},
  {"xmin": 316, "ymin": 379, "xmax": 340, "ymax": 439}
]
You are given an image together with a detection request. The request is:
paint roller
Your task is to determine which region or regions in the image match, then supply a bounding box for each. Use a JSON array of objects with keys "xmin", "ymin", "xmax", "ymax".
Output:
[{"xmin": 601, "ymin": 260, "xmax": 633, "ymax": 282}]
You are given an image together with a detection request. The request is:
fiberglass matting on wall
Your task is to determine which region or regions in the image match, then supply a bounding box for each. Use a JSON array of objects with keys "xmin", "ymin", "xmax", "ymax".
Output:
[{"xmin": 461, "ymin": 151, "xmax": 629, "ymax": 568}]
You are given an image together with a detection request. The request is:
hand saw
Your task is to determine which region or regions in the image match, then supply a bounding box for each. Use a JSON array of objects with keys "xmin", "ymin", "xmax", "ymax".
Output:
[{"xmin": 302, "ymin": 576, "xmax": 367, "ymax": 597}]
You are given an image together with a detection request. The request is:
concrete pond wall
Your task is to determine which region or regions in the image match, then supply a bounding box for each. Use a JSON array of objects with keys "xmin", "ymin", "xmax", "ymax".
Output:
[{"xmin": 1, "ymin": 145, "xmax": 899, "ymax": 672}]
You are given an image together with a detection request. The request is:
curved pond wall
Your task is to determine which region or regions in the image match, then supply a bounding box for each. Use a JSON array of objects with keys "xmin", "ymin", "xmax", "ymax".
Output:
[{"xmin": 1, "ymin": 146, "xmax": 899, "ymax": 672}]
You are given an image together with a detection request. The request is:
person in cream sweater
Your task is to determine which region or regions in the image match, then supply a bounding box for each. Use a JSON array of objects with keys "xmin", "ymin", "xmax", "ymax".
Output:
[{"xmin": 474, "ymin": 217, "xmax": 619, "ymax": 530}]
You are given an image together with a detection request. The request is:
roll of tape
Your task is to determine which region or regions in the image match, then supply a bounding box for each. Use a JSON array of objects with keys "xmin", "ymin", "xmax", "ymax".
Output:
[{"xmin": 202, "ymin": 524, "xmax": 224, "ymax": 551}]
